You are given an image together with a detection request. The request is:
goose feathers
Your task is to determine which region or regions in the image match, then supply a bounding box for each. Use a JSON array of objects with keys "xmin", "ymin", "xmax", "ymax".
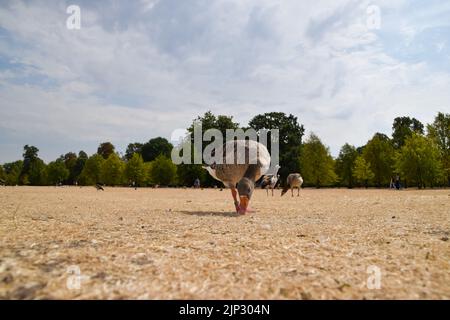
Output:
[{"xmin": 203, "ymin": 140, "xmax": 271, "ymax": 187}]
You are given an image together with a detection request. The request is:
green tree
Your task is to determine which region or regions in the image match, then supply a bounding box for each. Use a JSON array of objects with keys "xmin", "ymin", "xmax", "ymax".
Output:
[
  {"xmin": 249, "ymin": 112, "xmax": 305, "ymax": 183},
  {"xmin": 20, "ymin": 145, "xmax": 46, "ymax": 185},
  {"xmin": 101, "ymin": 153, "xmax": 125, "ymax": 186},
  {"xmin": 2, "ymin": 161, "xmax": 23, "ymax": 185},
  {"xmin": 395, "ymin": 134, "xmax": 444, "ymax": 188},
  {"xmin": 72, "ymin": 151, "xmax": 88, "ymax": 184},
  {"xmin": 27, "ymin": 158, "xmax": 47, "ymax": 185},
  {"xmin": 299, "ymin": 133, "xmax": 336, "ymax": 188},
  {"xmin": 141, "ymin": 137, "xmax": 173, "ymax": 162},
  {"xmin": 353, "ymin": 155, "xmax": 374, "ymax": 188},
  {"xmin": 185, "ymin": 111, "xmax": 240, "ymax": 187},
  {"xmin": 19, "ymin": 145, "xmax": 47, "ymax": 185},
  {"xmin": 188, "ymin": 111, "xmax": 240, "ymax": 144},
  {"xmin": 427, "ymin": 112, "xmax": 450, "ymax": 186},
  {"xmin": 62, "ymin": 152, "xmax": 78, "ymax": 184},
  {"xmin": 144, "ymin": 162, "xmax": 153, "ymax": 185},
  {"xmin": 125, "ymin": 143, "xmax": 143, "ymax": 161},
  {"xmin": 177, "ymin": 163, "xmax": 206, "ymax": 187},
  {"xmin": 363, "ymin": 133, "xmax": 395, "ymax": 187},
  {"xmin": 392, "ymin": 116, "xmax": 424, "ymax": 149},
  {"xmin": 0, "ymin": 164, "xmax": 5, "ymax": 184},
  {"xmin": 125, "ymin": 153, "xmax": 147, "ymax": 186},
  {"xmin": 47, "ymin": 159, "xmax": 70, "ymax": 185},
  {"xmin": 97, "ymin": 142, "xmax": 115, "ymax": 159},
  {"xmin": 149, "ymin": 155, "xmax": 177, "ymax": 186},
  {"xmin": 79, "ymin": 154, "xmax": 105, "ymax": 185},
  {"xmin": 335, "ymin": 143, "xmax": 358, "ymax": 188}
]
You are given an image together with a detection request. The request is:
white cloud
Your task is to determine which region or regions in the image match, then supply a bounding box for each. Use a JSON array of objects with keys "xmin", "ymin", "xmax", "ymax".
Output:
[{"xmin": 0, "ymin": 0, "xmax": 449, "ymax": 162}]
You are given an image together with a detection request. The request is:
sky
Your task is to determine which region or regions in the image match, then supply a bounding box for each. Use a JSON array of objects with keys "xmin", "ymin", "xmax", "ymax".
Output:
[{"xmin": 0, "ymin": 0, "xmax": 449, "ymax": 163}]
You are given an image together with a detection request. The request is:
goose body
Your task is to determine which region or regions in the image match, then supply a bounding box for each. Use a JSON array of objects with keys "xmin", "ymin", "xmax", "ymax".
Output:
[
  {"xmin": 203, "ymin": 139, "xmax": 271, "ymax": 214},
  {"xmin": 204, "ymin": 139, "xmax": 270, "ymax": 187},
  {"xmin": 281, "ymin": 173, "xmax": 303, "ymax": 197},
  {"xmin": 260, "ymin": 165, "xmax": 281, "ymax": 196},
  {"xmin": 95, "ymin": 183, "xmax": 104, "ymax": 191}
]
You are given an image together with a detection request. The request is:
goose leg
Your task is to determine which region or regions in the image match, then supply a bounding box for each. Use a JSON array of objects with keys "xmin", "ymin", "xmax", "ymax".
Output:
[
  {"xmin": 231, "ymin": 187, "xmax": 240, "ymax": 212},
  {"xmin": 297, "ymin": 187, "xmax": 300, "ymax": 197},
  {"xmin": 291, "ymin": 187, "xmax": 293, "ymax": 197}
]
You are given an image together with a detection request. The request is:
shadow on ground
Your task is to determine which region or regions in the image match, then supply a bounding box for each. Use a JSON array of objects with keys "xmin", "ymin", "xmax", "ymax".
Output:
[{"xmin": 179, "ymin": 210, "xmax": 240, "ymax": 217}]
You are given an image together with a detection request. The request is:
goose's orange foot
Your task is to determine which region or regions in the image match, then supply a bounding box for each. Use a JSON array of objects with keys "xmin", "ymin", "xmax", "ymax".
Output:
[{"xmin": 238, "ymin": 206, "xmax": 255, "ymax": 215}]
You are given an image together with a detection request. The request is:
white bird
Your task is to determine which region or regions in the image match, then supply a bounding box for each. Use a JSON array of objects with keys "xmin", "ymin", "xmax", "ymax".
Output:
[
  {"xmin": 281, "ymin": 173, "xmax": 303, "ymax": 197},
  {"xmin": 203, "ymin": 139, "xmax": 270, "ymax": 214},
  {"xmin": 260, "ymin": 165, "xmax": 281, "ymax": 196}
]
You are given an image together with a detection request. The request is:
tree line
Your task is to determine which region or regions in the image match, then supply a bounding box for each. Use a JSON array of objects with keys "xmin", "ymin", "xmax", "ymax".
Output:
[{"xmin": 0, "ymin": 111, "xmax": 448, "ymax": 189}]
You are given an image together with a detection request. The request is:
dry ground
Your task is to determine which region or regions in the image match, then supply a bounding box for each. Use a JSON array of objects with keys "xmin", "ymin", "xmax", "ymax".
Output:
[{"xmin": 0, "ymin": 186, "xmax": 449, "ymax": 300}]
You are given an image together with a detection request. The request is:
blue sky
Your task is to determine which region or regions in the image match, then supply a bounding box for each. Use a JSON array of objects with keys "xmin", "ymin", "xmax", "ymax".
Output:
[{"xmin": 0, "ymin": 0, "xmax": 449, "ymax": 162}]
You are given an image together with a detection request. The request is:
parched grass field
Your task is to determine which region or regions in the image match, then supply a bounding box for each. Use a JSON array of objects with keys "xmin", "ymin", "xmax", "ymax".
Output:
[{"xmin": 0, "ymin": 186, "xmax": 449, "ymax": 300}]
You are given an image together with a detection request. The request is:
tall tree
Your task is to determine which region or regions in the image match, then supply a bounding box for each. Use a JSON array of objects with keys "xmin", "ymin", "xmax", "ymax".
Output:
[
  {"xmin": 363, "ymin": 133, "xmax": 395, "ymax": 187},
  {"xmin": 27, "ymin": 159, "xmax": 47, "ymax": 185},
  {"xmin": 20, "ymin": 145, "xmax": 47, "ymax": 185},
  {"xmin": 101, "ymin": 153, "xmax": 125, "ymax": 186},
  {"xmin": 79, "ymin": 154, "xmax": 105, "ymax": 185},
  {"xmin": 149, "ymin": 155, "xmax": 177, "ymax": 186},
  {"xmin": 188, "ymin": 111, "xmax": 240, "ymax": 143},
  {"xmin": 392, "ymin": 116, "xmax": 424, "ymax": 149},
  {"xmin": 125, "ymin": 143, "xmax": 143, "ymax": 161},
  {"xmin": 72, "ymin": 151, "xmax": 88, "ymax": 184},
  {"xmin": 299, "ymin": 133, "xmax": 336, "ymax": 188},
  {"xmin": 427, "ymin": 112, "xmax": 450, "ymax": 186},
  {"xmin": 395, "ymin": 134, "xmax": 444, "ymax": 188},
  {"xmin": 249, "ymin": 112, "xmax": 304, "ymax": 182},
  {"xmin": 125, "ymin": 153, "xmax": 146, "ymax": 186},
  {"xmin": 63, "ymin": 152, "xmax": 78, "ymax": 184},
  {"xmin": 184, "ymin": 111, "xmax": 240, "ymax": 187},
  {"xmin": 0, "ymin": 165, "xmax": 5, "ymax": 184},
  {"xmin": 141, "ymin": 137, "xmax": 173, "ymax": 162},
  {"xmin": 47, "ymin": 159, "xmax": 70, "ymax": 185},
  {"xmin": 335, "ymin": 143, "xmax": 358, "ymax": 188},
  {"xmin": 97, "ymin": 142, "xmax": 115, "ymax": 159},
  {"xmin": 353, "ymin": 155, "xmax": 374, "ymax": 188},
  {"xmin": 2, "ymin": 161, "xmax": 23, "ymax": 185},
  {"xmin": 20, "ymin": 145, "xmax": 38, "ymax": 183}
]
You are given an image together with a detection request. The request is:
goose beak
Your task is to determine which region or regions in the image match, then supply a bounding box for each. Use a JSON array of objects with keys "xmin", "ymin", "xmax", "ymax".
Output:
[{"xmin": 238, "ymin": 196, "xmax": 249, "ymax": 214}]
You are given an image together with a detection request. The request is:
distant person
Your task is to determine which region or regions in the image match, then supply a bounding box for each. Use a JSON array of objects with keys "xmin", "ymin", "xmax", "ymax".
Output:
[
  {"xmin": 193, "ymin": 178, "xmax": 200, "ymax": 189},
  {"xmin": 389, "ymin": 177, "xmax": 395, "ymax": 189},
  {"xmin": 395, "ymin": 175, "xmax": 401, "ymax": 190}
]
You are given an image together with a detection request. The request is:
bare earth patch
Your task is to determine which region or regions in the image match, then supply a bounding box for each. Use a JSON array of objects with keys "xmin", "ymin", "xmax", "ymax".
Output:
[{"xmin": 0, "ymin": 186, "xmax": 449, "ymax": 299}]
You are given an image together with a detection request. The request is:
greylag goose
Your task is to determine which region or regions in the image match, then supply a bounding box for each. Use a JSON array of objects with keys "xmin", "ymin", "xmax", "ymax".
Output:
[
  {"xmin": 203, "ymin": 139, "xmax": 270, "ymax": 214},
  {"xmin": 260, "ymin": 165, "xmax": 281, "ymax": 196},
  {"xmin": 95, "ymin": 183, "xmax": 104, "ymax": 191},
  {"xmin": 281, "ymin": 173, "xmax": 303, "ymax": 197}
]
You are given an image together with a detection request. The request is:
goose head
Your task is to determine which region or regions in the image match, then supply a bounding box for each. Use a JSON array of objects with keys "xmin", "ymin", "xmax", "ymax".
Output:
[{"xmin": 237, "ymin": 177, "xmax": 254, "ymax": 214}]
